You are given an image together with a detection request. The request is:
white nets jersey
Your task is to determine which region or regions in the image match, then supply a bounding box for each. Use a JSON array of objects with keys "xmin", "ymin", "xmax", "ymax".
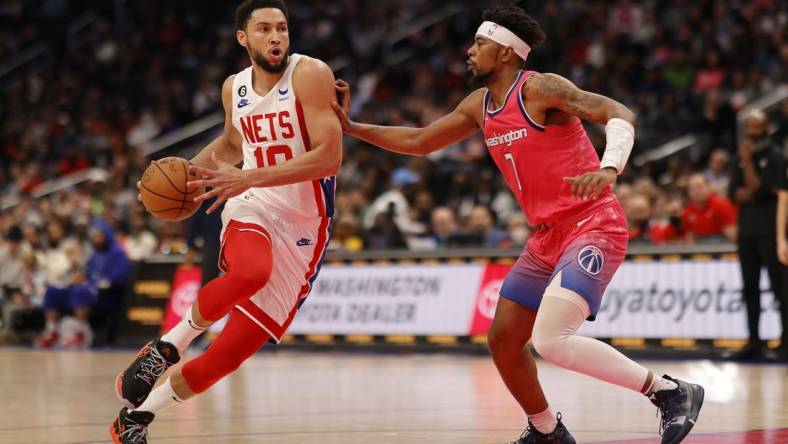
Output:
[{"xmin": 230, "ymin": 53, "xmax": 336, "ymax": 220}]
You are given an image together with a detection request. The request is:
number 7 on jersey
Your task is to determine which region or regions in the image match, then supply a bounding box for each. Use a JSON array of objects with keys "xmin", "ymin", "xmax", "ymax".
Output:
[{"xmin": 504, "ymin": 152, "xmax": 523, "ymax": 191}]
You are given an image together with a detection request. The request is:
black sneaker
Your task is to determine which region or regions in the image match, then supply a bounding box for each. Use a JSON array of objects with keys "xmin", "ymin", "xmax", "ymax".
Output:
[
  {"xmin": 508, "ymin": 413, "xmax": 576, "ymax": 444},
  {"xmin": 109, "ymin": 407, "xmax": 154, "ymax": 444},
  {"xmin": 649, "ymin": 375, "xmax": 704, "ymax": 444},
  {"xmin": 116, "ymin": 338, "xmax": 180, "ymax": 408}
]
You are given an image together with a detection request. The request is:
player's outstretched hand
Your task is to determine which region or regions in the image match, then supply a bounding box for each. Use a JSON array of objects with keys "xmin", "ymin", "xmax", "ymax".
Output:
[
  {"xmin": 188, "ymin": 152, "xmax": 255, "ymax": 214},
  {"xmin": 331, "ymin": 79, "xmax": 352, "ymax": 132},
  {"xmin": 563, "ymin": 168, "xmax": 617, "ymax": 201}
]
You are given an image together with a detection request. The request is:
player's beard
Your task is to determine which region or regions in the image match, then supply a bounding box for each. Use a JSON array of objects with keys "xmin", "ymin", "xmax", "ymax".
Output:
[
  {"xmin": 468, "ymin": 69, "xmax": 493, "ymax": 88},
  {"xmin": 249, "ymin": 46, "xmax": 289, "ymax": 73}
]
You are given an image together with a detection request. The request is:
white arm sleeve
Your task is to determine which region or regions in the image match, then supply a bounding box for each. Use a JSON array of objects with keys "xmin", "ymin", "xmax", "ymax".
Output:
[{"xmin": 599, "ymin": 118, "xmax": 635, "ymax": 174}]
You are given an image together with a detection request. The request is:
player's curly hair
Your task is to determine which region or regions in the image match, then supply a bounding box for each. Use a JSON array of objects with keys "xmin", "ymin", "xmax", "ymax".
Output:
[
  {"xmin": 482, "ymin": 4, "xmax": 546, "ymax": 49},
  {"xmin": 235, "ymin": 0, "xmax": 289, "ymax": 31}
]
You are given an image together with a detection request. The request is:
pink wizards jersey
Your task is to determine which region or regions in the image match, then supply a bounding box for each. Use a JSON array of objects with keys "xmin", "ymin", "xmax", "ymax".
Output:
[{"xmin": 482, "ymin": 70, "xmax": 616, "ymax": 226}]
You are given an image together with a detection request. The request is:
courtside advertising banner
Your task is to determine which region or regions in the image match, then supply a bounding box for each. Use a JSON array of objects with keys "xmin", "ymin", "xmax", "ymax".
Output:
[
  {"xmin": 576, "ymin": 259, "xmax": 781, "ymax": 339},
  {"xmin": 291, "ymin": 259, "xmax": 781, "ymax": 339},
  {"xmin": 289, "ymin": 264, "xmax": 484, "ymax": 335}
]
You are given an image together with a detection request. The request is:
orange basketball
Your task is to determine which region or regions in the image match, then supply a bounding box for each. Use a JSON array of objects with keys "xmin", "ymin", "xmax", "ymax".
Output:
[{"xmin": 139, "ymin": 157, "xmax": 205, "ymax": 221}]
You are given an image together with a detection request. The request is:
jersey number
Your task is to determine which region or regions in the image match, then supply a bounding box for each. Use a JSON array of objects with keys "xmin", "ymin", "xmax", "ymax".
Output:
[
  {"xmin": 504, "ymin": 152, "xmax": 523, "ymax": 191},
  {"xmin": 254, "ymin": 145, "xmax": 293, "ymax": 168}
]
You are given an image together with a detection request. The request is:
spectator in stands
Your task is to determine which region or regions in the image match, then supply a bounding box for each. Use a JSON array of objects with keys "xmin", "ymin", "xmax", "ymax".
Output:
[
  {"xmin": 464, "ymin": 206, "xmax": 509, "ymax": 249},
  {"xmin": 648, "ymin": 191, "xmax": 685, "ymax": 244},
  {"xmin": 682, "ymin": 173, "xmax": 737, "ymax": 243},
  {"xmin": 729, "ymin": 111, "xmax": 788, "ymax": 361},
  {"xmin": 328, "ymin": 214, "xmax": 365, "ymax": 252},
  {"xmin": 364, "ymin": 204, "xmax": 408, "ymax": 250},
  {"xmin": 118, "ymin": 213, "xmax": 158, "ymax": 261},
  {"xmin": 0, "ymin": 248, "xmax": 43, "ymax": 344},
  {"xmin": 0, "ymin": 226, "xmax": 25, "ymax": 296},
  {"xmin": 704, "ymin": 149, "xmax": 732, "ymax": 197},
  {"xmin": 35, "ymin": 219, "xmax": 130, "ymax": 348},
  {"xmin": 504, "ymin": 213, "xmax": 530, "ymax": 248},
  {"xmin": 699, "ymin": 88, "xmax": 737, "ymax": 151},
  {"xmin": 623, "ymin": 194, "xmax": 652, "ymax": 242},
  {"xmin": 427, "ymin": 206, "xmax": 462, "ymax": 249},
  {"xmin": 38, "ymin": 220, "xmax": 78, "ymax": 288},
  {"xmin": 693, "ymin": 51, "xmax": 726, "ymax": 94},
  {"xmin": 363, "ymin": 167, "xmax": 425, "ymax": 236},
  {"xmin": 0, "ymin": 226, "xmax": 26, "ymax": 330}
]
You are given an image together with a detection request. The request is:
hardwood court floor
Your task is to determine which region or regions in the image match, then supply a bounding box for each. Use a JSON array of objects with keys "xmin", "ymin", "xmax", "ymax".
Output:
[{"xmin": 0, "ymin": 348, "xmax": 786, "ymax": 443}]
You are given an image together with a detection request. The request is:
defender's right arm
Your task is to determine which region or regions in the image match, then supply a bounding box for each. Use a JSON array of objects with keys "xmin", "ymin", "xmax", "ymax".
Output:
[
  {"xmin": 190, "ymin": 75, "xmax": 244, "ymax": 169},
  {"xmin": 332, "ymin": 80, "xmax": 482, "ymax": 156}
]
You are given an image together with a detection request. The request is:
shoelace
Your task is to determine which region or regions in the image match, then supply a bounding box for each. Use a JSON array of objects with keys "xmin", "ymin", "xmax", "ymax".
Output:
[
  {"xmin": 513, "ymin": 412, "xmax": 564, "ymax": 443},
  {"xmin": 654, "ymin": 389, "xmax": 684, "ymax": 436},
  {"xmin": 508, "ymin": 425, "xmax": 535, "ymax": 444},
  {"xmin": 119, "ymin": 418, "xmax": 149, "ymax": 443},
  {"xmin": 136, "ymin": 345, "xmax": 169, "ymax": 385}
]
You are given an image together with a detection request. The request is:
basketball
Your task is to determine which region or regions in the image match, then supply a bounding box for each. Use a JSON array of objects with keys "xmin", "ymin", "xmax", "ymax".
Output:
[{"xmin": 139, "ymin": 157, "xmax": 204, "ymax": 221}]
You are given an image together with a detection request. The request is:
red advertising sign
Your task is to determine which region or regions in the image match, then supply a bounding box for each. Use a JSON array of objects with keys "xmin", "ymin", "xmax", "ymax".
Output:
[
  {"xmin": 160, "ymin": 265, "xmax": 202, "ymax": 333},
  {"xmin": 468, "ymin": 263, "xmax": 512, "ymax": 335}
]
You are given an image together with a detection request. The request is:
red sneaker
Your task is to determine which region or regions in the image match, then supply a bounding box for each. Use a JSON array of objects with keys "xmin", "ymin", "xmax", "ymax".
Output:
[
  {"xmin": 34, "ymin": 330, "xmax": 59, "ymax": 348},
  {"xmin": 61, "ymin": 331, "xmax": 89, "ymax": 349}
]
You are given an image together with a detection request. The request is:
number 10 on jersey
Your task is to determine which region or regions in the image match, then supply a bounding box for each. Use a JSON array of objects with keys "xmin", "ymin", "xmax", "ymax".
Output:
[{"xmin": 254, "ymin": 145, "xmax": 293, "ymax": 168}]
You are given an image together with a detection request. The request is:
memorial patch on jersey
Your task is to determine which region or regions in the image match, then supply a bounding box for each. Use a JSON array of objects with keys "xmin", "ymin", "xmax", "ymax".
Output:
[
  {"xmin": 577, "ymin": 245, "xmax": 604, "ymax": 276},
  {"xmin": 238, "ymin": 85, "xmax": 247, "ymax": 97}
]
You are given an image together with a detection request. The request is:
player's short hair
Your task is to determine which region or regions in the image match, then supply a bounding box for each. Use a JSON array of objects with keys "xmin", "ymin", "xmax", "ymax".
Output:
[
  {"xmin": 482, "ymin": 4, "xmax": 546, "ymax": 49},
  {"xmin": 235, "ymin": 0, "xmax": 289, "ymax": 31}
]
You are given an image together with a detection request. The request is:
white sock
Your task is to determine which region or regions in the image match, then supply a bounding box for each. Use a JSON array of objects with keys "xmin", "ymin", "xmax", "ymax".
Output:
[
  {"xmin": 161, "ymin": 306, "xmax": 207, "ymax": 354},
  {"xmin": 529, "ymin": 406, "xmax": 558, "ymax": 434},
  {"xmin": 647, "ymin": 375, "xmax": 678, "ymax": 394},
  {"xmin": 134, "ymin": 377, "xmax": 183, "ymax": 414}
]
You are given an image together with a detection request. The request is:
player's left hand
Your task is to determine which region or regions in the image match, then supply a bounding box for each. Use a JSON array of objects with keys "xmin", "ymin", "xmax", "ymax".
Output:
[
  {"xmin": 563, "ymin": 168, "xmax": 617, "ymax": 201},
  {"xmin": 188, "ymin": 152, "xmax": 255, "ymax": 214}
]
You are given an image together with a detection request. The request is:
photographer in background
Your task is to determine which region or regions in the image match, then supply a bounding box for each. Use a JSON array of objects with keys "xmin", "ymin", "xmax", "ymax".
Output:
[{"xmin": 729, "ymin": 111, "xmax": 788, "ymax": 361}]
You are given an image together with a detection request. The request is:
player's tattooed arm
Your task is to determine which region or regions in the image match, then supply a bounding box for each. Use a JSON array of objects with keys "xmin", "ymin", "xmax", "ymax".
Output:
[{"xmin": 525, "ymin": 73, "xmax": 636, "ymax": 126}]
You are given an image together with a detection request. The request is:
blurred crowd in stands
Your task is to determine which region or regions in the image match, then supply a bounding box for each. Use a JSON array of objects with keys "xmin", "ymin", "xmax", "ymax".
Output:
[{"xmin": 0, "ymin": 0, "xmax": 786, "ymax": 344}]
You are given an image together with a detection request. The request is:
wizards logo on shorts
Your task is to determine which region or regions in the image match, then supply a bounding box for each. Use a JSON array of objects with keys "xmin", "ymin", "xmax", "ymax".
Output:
[{"xmin": 577, "ymin": 245, "xmax": 604, "ymax": 276}]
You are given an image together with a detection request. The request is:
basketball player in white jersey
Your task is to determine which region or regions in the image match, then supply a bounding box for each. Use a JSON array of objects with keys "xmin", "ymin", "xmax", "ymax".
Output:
[{"xmin": 110, "ymin": 1, "xmax": 341, "ymax": 442}]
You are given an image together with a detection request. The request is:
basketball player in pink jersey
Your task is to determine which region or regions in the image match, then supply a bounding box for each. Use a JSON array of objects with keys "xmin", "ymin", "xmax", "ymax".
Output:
[
  {"xmin": 333, "ymin": 5, "xmax": 703, "ymax": 444},
  {"xmin": 109, "ymin": 1, "xmax": 341, "ymax": 442}
]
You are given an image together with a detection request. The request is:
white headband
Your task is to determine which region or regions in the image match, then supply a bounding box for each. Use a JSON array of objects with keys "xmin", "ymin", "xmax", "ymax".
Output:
[{"xmin": 475, "ymin": 21, "xmax": 531, "ymax": 61}]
